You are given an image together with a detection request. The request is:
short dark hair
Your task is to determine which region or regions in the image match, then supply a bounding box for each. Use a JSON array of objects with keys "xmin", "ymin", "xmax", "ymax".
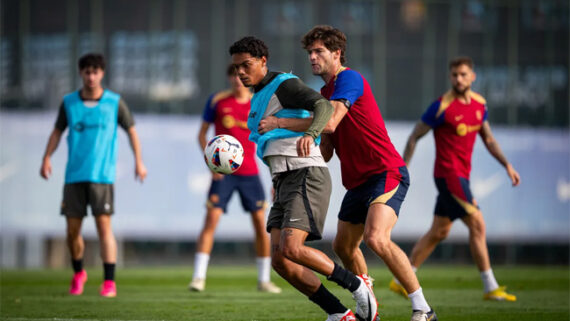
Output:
[
  {"xmin": 449, "ymin": 56, "xmax": 474, "ymax": 70},
  {"xmin": 301, "ymin": 25, "xmax": 347, "ymax": 64},
  {"xmin": 78, "ymin": 53, "xmax": 105, "ymax": 71},
  {"xmin": 229, "ymin": 36, "xmax": 269, "ymax": 59},
  {"xmin": 227, "ymin": 64, "xmax": 237, "ymax": 76}
]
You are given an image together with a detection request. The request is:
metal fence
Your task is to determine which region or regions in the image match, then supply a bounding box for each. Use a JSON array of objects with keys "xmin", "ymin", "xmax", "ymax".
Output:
[{"xmin": 1, "ymin": 0, "xmax": 568, "ymax": 126}]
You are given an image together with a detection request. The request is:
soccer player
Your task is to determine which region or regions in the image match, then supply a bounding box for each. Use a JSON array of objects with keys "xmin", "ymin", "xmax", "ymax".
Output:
[
  {"xmin": 258, "ymin": 25, "xmax": 436, "ymax": 321},
  {"xmin": 40, "ymin": 53, "xmax": 147, "ymax": 297},
  {"xmin": 189, "ymin": 65, "xmax": 281, "ymax": 294},
  {"xmin": 230, "ymin": 36, "xmax": 378, "ymax": 321},
  {"xmin": 389, "ymin": 56, "xmax": 520, "ymax": 302}
]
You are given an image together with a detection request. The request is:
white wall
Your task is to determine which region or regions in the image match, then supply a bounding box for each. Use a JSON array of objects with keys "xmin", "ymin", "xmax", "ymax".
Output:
[{"xmin": 1, "ymin": 112, "xmax": 568, "ymax": 246}]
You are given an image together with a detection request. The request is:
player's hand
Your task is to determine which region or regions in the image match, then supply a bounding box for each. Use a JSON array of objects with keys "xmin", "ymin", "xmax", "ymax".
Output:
[
  {"xmin": 212, "ymin": 172, "xmax": 224, "ymax": 181},
  {"xmin": 297, "ymin": 135, "xmax": 313, "ymax": 157},
  {"xmin": 506, "ymin": 163, "xmax": 520, "ymax": 187},
  {"xmin": 258, "ymin": 116, "xmax": 279, "ymax": 134},
  {"xmin": 40, "ymin": 157, "xmax": 52, "ymax": 180},
  {"xmin": 135, "ymin": 161, "xmax": 147, "ymax": 183}
]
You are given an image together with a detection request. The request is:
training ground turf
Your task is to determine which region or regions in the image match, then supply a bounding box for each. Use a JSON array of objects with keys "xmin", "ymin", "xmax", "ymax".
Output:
[{"xmin": 1, "ymin": 265, "xmax": 568, "ymax": 321}]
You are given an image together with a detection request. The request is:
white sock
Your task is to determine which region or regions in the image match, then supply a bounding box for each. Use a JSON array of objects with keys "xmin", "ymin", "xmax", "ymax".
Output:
[
  {"xmin": 256, "ymin": 257, "xmax": 271, "ymax": 283},
  {"xmin": 192, "ymin": 252, "xmax": 210, "ymax": 280},
  {"xmin": 395, "ymin": 266, "xmax": 417, "ymax": 286},
  {"xmin": 408, "ymin": 287, "xmax": 431, "ymax": 313},
  {"xmin": 480, "ymin": 269, "xmax": 499, "ymax": 293}
]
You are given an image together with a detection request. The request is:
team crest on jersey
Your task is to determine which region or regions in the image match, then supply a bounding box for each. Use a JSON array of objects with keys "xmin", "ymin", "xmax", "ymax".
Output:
[
  {"xmin": 476, "ymin": 110, "xmax": 482, "ymax": 121},
  {"xmin": 222, "ymin": 115, "xmax": 236, "ymax": 128},
  {"xmin": 456, "ymin": 123, "xmax": 482, "ymax": 136}
]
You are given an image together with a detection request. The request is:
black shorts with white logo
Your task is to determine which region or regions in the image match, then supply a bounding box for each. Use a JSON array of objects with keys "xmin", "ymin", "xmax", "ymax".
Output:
[
  {"xmin": 61, "ymin": 183, "xmax": 114, "ymax": 217},
  {"xmin": 266, "ymin": 166, "xmax": 331, "ymax": 241}
]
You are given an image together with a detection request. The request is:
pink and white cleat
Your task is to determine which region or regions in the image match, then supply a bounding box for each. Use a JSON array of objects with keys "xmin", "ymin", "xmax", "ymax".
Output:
[
  {"xmin": 100, "ymin": 280, "xmax": 117, "ymax": 297},
  {"xmin": 69, "ymin": 270, "xmax": 88, "ymax": 295}
]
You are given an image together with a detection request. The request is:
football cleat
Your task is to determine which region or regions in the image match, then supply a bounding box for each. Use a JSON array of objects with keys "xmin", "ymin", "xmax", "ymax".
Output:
[
  {"xmin": 483, "ymin": 285, "xmax": 516, "ymax": 302},
  {"xmin": 389, "ymin": 279, "xmax": 409, "ymax": 299},
  {"xmin": 410, "ymin": 309, "xmax": 437, "ymax": 321},
  {"xmin": 100, "ymin": 280, "xmax": 117, "ymax": 298},
  {"xmin": 258, "ymin": 281, "xmax": 282, "ymax": 293},
  {"xmin": 326, "ymin": 309, "xmax": 357, "ymax": 321},
  {"xmin": 359, "ymin": 274, "xmax": 374, "ymax": 289},
  {"xmin": 69, "ymin": 270, "xmax": 88, "ymax": 295},
  {"xmin": 188, "ymin": 278, "xmax": 205, "ymax": 292},
  {"xmin": 352, "ymin": 275, "xmax": 379, "ymax": 321}
]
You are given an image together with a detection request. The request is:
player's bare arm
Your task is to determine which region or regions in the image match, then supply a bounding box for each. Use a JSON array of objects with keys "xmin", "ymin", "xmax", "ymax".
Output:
[
  {"xmin": 198, "ymin": 121, "xmax": 223, "ymax": 180},
  {"xmin": 198, "ymin": 121, "xmax": 211, "ymax": 151},
  {"xmin": 479, "ymin": 121, "xmax": 521, "ymax": 186},
  {"xmin": 258, "ymin": 99, "xmax": 347, "ymax": 135},
  {"xmin": 126, "ymin": 126, "xmax": 148, "ymax": 183},
  {"xmin": 40, "ymin": 128, "xmax": 64, "ymax": 180},
  {"xmin": 403, "ymin": 121, "xmax": 432, "ymax": 165},
  {"xmin": 322, "ymin": 100, "xmax": 349, "ymax": 133}
]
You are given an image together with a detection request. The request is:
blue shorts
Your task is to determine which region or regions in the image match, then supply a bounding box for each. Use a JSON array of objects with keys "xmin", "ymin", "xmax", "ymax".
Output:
[
  {"xmin": 338, "ymin": 166, "xmax": 410, "ymax": 224},
  {"xmin": 434, "ymin": 176, "xmax": 479, "ymax": 221},
  {"xmin": 207, "ymin": 174, "xmax": 266, "ymax": 213}
]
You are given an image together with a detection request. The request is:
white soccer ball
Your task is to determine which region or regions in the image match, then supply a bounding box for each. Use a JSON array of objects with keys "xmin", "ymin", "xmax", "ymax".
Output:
[{"xmin": 204, "ymin": 134, "xmax": 244, "ymax": 174}]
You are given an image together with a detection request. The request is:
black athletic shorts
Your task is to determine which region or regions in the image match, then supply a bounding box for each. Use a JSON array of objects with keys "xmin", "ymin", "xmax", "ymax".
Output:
[{"xmin": 61, "ymin": 183, "xmax": 114, "ymax": 217}]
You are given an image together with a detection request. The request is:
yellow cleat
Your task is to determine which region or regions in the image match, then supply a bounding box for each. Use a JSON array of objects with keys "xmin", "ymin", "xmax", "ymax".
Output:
[
  {"xmin": 389, "ymin": 279, "xmax": 409, "ymax": 299},
  {"xmin": 483, "ymin": 285, "xmax": 517, "ymax": 302}
]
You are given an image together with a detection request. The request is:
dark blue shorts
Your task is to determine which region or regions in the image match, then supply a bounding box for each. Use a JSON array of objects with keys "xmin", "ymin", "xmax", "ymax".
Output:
[
  {"xmin": 338, "ymin": 166, "xmax": 410, "ymax": 224},
  {"xmin": 434, "ymin": 176, "xmax": 479, "ymax": 221},
  {"xmin": 207, "ymin": 174, "xmax": 266, "ymax": 213}
]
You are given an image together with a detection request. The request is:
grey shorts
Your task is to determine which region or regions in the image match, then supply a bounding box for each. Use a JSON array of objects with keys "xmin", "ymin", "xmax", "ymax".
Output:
[
  {"xmin": 61, "ymin": 183, "xmax": 114, "ymax": 217},
  {"xmin": 266, "ymin": 166, "xmax": 331, "ymax": 241}
]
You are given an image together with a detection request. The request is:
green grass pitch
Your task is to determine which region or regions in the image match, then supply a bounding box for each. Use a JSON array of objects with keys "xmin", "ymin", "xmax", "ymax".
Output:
[{"xmin": 1, "ymin": 265, "xmax": 568, "ymax": 321}]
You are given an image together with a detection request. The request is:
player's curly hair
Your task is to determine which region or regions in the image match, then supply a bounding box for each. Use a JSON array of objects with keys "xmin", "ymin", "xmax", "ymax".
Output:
[
  {"xmin": 78, "ymin": 53, "xmax": 105, "ymax": 71},
  {"xmin": 449, "ymin": 56, "xmax": 474, "ymax": 70},
  {"xmin": 229, "ymin": 36, "xmax": 269, "ymax": 59},
  {"xmin": 301, "ymin": 25, "xmax": 347, "ymax": 64}
]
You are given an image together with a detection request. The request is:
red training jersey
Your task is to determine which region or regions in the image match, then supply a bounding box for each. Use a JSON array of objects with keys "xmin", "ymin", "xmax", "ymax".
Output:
[
  {"xmin": 202, "ymin": 90, "xmax": 258, "ymax": 176},
  {"xmin": 421, "ymin": 90, "xmax": 488, "ymax": 179},
  {"xmin": 321, "ymin": 68, "xmax": 406, "ymax": 190}
]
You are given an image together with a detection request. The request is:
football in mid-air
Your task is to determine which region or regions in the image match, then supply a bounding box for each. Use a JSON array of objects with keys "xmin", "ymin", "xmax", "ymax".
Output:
[{"xmin": 204, "ymin": 134, "xmax": 244, "ymax": 174}]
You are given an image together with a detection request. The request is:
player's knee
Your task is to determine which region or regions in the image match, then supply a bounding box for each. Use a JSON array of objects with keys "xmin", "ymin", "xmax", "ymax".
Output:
[
  {"xmin": 66, "ymin": 225, "xmax": 81, "ymax": 240},
  {"xmin": 280, "ymin": 243, "xmax": 301, "ymax": 261},
  {"xmin": 66, "ymin": 229, "xmax": 80, "ymax": 240},
  {"xmin": 270, "ymin": 252, "xmax": 288, "ymax": 273},
  {"xmin": 469, "ymin": 220, "xmax": 486, "ymax": 238},
  {"xmin": 363, "ymin": 234, "xmax": 391, "ymax": 257},
  {"xmin": 433, "ymin": 226, "xmax": 451, "ymax": 241}
]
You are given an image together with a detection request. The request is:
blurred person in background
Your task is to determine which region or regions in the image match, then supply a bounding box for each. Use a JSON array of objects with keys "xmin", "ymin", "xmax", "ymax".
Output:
[
  {"xmin": 189, "ymin": 65, "xmax": 281, "ymax": 294},
  {"xmin": 392, "ymin": 56, "xmax": 521, "ymax": 302},
  {"xmin": 40, "ymin": 53, "xmax": 147, "ymax": 298}
]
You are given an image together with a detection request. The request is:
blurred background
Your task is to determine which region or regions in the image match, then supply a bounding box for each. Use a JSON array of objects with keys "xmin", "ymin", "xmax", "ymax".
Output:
[{"xmin": 1, "ymin": 0, "xmax": 568, "ymax": 269}]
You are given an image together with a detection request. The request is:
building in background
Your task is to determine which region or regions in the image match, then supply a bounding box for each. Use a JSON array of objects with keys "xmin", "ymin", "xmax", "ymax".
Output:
[{"xmin": 1, "ymin": 0, "xmax": 568, "ymax": 126}]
